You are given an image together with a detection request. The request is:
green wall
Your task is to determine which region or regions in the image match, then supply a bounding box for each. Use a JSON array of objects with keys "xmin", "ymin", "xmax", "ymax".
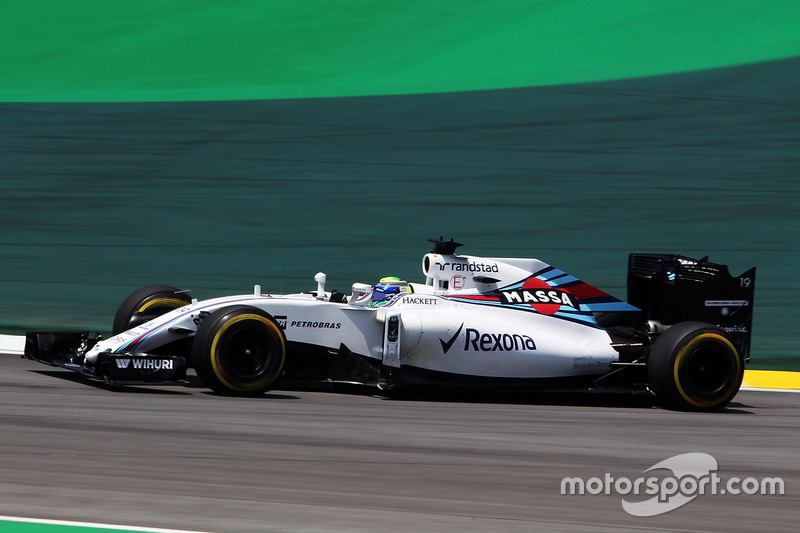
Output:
[{"xmin": 3, "ymin": 1, "xmax": 800, "ymax": 101}]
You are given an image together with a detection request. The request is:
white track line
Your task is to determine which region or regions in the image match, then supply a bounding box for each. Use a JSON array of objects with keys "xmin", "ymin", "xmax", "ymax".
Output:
[
  {"xmin": 0, "ymin": 334, "xmax": 25, "ymax": 355},
  {"xmin": 0, "ymin": 515, "xmax": 216, "ymax": 533}
]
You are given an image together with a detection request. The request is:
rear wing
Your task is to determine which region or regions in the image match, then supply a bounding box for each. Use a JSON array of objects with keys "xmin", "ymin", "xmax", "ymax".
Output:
[{"xmin": 627, "ymin": 254, "xmax": 756, "ymax": 360}]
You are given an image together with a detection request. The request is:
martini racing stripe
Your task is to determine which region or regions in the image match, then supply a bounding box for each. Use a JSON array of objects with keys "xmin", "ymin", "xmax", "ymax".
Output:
[
  {"xmin": 440, "ymin": 268, "xmax": 639, "ymax": 326},
  {"xmin": 545, "ymin": 273, "xmax": 580, "ymax": 285},
  {"xmin": 534, "ymin": 267, "xmax": 571, "ymax": 282}
]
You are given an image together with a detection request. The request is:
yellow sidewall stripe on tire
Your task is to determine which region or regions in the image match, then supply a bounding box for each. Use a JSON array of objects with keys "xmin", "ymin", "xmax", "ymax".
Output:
[
  {"xmin": 209, "ymin": 313, "xmax": 285, "ymax": 392},
  {"xmin": 136, "ymin": 297, "xmax": 188, "ymax": 313},
  {"xmin": 673, "ymin": 332, "xmax": 742, "ymax": 408},
  {"xmin": 742, "ymin": 370, "xmax": 800, "ymax": 390}
]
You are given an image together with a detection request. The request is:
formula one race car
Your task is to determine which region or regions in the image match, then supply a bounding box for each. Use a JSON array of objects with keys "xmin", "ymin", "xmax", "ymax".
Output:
[{"xmin": 25, "ymin": 238, "xmax": 756, "ymax": 411}]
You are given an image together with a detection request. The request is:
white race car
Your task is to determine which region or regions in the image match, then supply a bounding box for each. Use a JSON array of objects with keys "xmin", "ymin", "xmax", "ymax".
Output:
[{"xmin": 25, "ymin": 238, "xmax": 755, "ymax": 411}]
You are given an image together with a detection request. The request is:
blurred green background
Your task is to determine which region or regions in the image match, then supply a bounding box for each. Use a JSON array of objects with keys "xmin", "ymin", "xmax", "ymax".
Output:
[{"xmin": 1, "ymin": 1, "xmax": 799, "ymax": 369}]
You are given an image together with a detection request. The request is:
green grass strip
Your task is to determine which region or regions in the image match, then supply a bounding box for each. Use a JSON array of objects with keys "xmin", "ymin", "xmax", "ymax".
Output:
[
  {"xmin": 2, "ymin": 0, "xmax": 800, "ymax": 101},
  {"xmin": 0, "ymin": 517, "xmax": 212, "ymax": 533}
]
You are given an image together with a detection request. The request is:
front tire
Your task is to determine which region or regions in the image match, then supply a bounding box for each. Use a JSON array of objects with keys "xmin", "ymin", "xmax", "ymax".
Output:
[
  {"xmin": 192, "ymin": 305, "xmax": 286, "ymax": 396},
  {"xmin": 647, "ymin": 321, "xmax": 744, "ymax": 411}
]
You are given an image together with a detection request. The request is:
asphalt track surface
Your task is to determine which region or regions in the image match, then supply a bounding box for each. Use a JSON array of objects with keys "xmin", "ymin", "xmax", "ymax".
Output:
[{"xmin": 0, "ymin": 354, "xmax": 796, "ymax": 533}]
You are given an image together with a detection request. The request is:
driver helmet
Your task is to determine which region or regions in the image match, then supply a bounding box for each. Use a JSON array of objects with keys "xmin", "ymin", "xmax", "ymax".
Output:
[{"xmin": 369, "ymin": 277, "xmax": 411, "ymax": 307}]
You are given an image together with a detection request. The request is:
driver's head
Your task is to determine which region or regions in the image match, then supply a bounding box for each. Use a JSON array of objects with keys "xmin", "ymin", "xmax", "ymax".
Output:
[{"xmin": 369, "ymin": 277, "xmax": 411, "ymax": 307}]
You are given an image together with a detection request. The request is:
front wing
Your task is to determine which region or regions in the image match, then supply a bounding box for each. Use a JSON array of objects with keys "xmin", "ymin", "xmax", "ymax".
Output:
[{"xmin": 24, "ymin": 331, "xmax": 187, "ymax": 383}]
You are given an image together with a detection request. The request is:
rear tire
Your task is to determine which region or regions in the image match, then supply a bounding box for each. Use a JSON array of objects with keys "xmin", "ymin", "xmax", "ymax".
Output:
[
  {"xmin": 647, "ymin": 321, "xmax": 744, "ymax": 411},
  {"xmin": 192, "ymin": 305, "xmax": 286, "ymax": 396},
  {"xmin": 113, "ymin": 285, "xmax": 192, "ymax": 335}
]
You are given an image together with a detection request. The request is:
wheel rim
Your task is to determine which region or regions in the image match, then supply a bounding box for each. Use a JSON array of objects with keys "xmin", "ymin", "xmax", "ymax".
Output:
[
  {"xmin": 683, "ymin": 343, "xmax": 734, "ymax": 397},
  {"xmin": 223, "ymin": 328, "xmax": 272, "ymax": 380}
]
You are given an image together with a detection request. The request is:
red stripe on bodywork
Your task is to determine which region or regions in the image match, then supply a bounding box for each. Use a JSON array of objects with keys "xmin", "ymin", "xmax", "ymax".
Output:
[{"xmin": 564, "ymin": 282, "xmax": 613, "ymax": 300}]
